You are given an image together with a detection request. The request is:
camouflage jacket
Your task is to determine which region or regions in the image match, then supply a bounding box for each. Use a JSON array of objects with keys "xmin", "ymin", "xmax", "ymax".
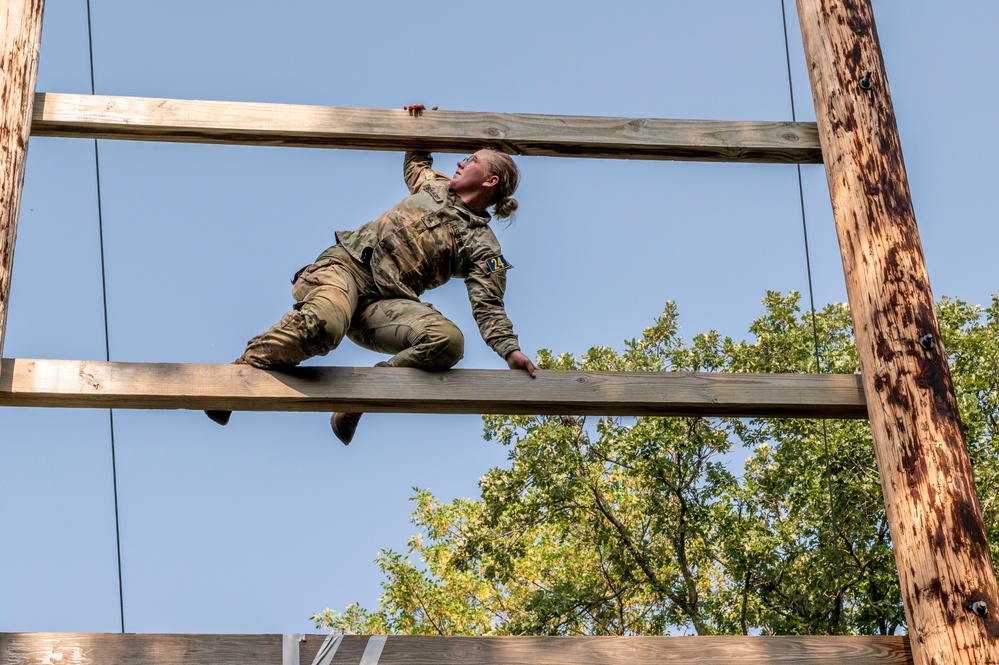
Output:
[{"xmin": 335, "ymin": 152, "xmax": 520, "ymax": 359}]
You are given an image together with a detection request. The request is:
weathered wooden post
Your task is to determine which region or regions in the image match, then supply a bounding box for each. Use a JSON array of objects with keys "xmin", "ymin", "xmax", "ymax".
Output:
[
  {"xmin": 0, "ymin": 0, "xmax": 45, "ymax": 372},
  {"xmin": 797, "ymin": 0, "xmax": 999, "ymax": 662}
]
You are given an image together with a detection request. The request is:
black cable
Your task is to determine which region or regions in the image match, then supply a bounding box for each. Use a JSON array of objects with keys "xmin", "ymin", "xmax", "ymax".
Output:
[
  {"xmin": 85, "ymin": 0, "xmax": 125, "ymax": 634},
  {"xmin": 780, "ymin": 0, "xmax": 846, "ymax": 633}
]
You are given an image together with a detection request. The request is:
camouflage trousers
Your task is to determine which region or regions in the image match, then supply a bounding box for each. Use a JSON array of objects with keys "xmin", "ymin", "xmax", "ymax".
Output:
[{"xmin": 239, "ymin": 246, "xmax": 464, "ymax": 370}]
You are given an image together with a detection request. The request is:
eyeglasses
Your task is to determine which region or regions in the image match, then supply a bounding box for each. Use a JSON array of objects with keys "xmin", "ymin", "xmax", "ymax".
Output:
[{"xmin": 461, "ymin": 155, "xmax": 480, "ymax": 165}]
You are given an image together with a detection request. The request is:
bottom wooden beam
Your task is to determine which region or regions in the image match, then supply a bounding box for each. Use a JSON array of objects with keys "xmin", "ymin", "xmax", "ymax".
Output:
[
  {"xmin": 0, "ymin": 633, "xmax": 913, "ymax": 665},
  {"xmin": 0, "ymin": 358, "xmax": 868, "ymax": 418}
]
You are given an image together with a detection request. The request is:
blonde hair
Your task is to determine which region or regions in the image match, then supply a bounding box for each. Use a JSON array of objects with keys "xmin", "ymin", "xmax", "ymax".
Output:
[{"xmin": 482, "ymin": 150, "xmax": 520, "ymax": 219}]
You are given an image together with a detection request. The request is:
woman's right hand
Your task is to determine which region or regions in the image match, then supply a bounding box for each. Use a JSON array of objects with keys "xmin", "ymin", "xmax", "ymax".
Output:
[{"xmin": 403, "ymin": 103, "xmax": 438, "ymax": 115}]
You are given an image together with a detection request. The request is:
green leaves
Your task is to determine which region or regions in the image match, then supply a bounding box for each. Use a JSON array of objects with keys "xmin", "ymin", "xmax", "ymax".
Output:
[{"xmin": 317, "ymin": 292, "xmax": 999, "ymax": 637}]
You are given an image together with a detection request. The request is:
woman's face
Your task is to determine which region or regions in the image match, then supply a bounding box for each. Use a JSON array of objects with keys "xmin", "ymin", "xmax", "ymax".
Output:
[{"xmin": 451, "ymin": 150, "xmax": 494, "ymax": 192}]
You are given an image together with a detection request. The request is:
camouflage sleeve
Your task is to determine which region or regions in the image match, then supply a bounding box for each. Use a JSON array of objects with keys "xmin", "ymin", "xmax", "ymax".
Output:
[
  {"xmin": 403, "ymin": 151, "xmax": 436, "ymax": 194},
  {"xmin": 464, "ymin": 259, "xmax": 521, "ymax": 360}
]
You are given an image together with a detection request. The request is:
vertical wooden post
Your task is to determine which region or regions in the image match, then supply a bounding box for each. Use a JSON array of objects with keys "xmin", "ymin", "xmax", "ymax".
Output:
[
  {"xmin": 797, "ymin": 0, "xmax": 999, "ymax": 662},
  {"xmin": 0, "ymin": 0, "xmax": 45, "ymax": 371}
]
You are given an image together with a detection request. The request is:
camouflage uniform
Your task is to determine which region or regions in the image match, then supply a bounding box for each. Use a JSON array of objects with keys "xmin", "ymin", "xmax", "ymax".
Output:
[{"xmin": 238, "ymin": 151, "xmax": 521, "ymax": 371}]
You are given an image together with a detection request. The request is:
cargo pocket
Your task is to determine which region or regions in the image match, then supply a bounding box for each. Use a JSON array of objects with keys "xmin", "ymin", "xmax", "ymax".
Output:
[{"xmin": 291, "ymin": 258, "xmax": 337, "ymax": 301}]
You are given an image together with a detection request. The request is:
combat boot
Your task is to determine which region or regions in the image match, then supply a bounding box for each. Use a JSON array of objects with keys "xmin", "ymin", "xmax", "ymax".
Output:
[
  {"xmin": 205, "ymin": 409, "xmax": 233, "ymax": 426},
  {"xmin": 330, "ymin": 361, "xmax": 390, "ymax": 444},
  {"xmin": 205, "ymin": 357, "xmax": 249, "ymax": 426},
  {"xmin": 330, "ymin": 411, "xmax": 362, "ymax": 445}
]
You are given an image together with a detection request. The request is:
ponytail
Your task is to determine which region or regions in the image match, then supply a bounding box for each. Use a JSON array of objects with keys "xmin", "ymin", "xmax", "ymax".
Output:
[
  {"xmin": 483, "ymin": 150, "xmax": 521, "ymax": 220},
  {"xmin": 492, "ymin": 196, "xmax": 519, "ymax": 219}
]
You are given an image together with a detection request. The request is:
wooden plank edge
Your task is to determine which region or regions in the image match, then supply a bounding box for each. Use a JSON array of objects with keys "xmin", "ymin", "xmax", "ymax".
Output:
[
  {"xmin": 0, "ymin": 633, "xmax": 914, "ymax": 665},
  {"xmin": 0, "ymin": 358, "xmax": 868, "ymax": 418},
  {"xmin": 30, "ymin": 92, "xmax": 824, "ymax": 164}
]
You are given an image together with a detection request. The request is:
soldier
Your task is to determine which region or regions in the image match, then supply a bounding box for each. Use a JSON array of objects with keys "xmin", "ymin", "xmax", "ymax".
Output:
[{"xmin": 206, "ymin": 128, "xmax": 536, "ymax": 444}]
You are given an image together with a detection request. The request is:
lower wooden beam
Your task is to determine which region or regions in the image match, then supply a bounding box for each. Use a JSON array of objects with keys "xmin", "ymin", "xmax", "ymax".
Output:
[
  {"xmin": 0, "ymin": 633, "xmax": 913, "ymax": 665},
  {"xmin": 0, "ymin": 358, "xmax": 867, "ymax": 418}
]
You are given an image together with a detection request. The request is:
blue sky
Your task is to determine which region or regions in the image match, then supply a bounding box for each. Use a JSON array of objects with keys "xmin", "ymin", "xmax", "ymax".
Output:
[{"xmin": 2, "ymin": 0, "xmax": 997, "ymax": 634}]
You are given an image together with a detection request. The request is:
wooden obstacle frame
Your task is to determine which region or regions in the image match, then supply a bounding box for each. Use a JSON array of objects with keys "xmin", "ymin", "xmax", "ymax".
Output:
[{"xmin": 2, "ymin": 1, "xmax": 998, "ymax": 664}]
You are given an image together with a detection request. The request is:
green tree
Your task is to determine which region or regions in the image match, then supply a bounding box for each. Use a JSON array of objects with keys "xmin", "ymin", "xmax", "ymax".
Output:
[
  {"xmin": 313, "ymin": 293, "xmax": 999, "ymax": 636},
  {"xmin": 723, "ymin": 294, "xmax": 897, "ymax": 635}
]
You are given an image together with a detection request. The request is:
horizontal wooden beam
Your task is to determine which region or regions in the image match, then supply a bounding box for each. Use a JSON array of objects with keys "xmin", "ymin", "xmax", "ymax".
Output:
[
  {"xmin": 0, "ymin": 358, "xmax": 867, "ymax": 418},
  {"xmin": 0, "ymin": 632, "xmax": 913, "ymax": 665},
  {"xmin": 29, "ymin": 93, "xmax": 822, "ymax": 164}
]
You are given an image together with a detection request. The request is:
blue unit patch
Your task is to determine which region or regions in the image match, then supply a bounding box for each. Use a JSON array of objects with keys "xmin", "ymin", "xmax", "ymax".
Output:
[{"xmin": 485, "ymin": 255, "xmax": 512, "ymax": 273}]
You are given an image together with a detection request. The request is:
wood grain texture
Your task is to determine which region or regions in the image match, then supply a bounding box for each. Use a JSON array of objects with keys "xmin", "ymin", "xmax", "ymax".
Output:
[
  {"xmin": 30, "ymin": 92, "xmax": 823, "ymax": 164},
  {"xmin": 0, "ymin": 633, "xmax": 914, "ymax": 665},
  {"xmin": 0, "ymin": 0, "xmax": 45, "ymax": 372},
  {"xmin": 797, "ymin": 1, "xmax": 999, "ymax": 663},
  {"xmin": 0, "ymin": 358, "xmax": 868, "ymax": 418}
]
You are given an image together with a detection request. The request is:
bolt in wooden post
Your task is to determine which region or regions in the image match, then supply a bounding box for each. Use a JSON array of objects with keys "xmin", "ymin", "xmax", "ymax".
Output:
[
  {"xmin": 797, "ymin": 0, "xmax": 999, "ymax": 662},
  {"xmin": 0, "ymin": 0, "xmax": 45, "ymax": 373}
]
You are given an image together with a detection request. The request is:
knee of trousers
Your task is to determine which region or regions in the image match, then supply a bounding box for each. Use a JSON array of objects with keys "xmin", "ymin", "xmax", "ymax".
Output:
[
  {"xmin": 301, "ymin": 286, "xmax": 354, "ymax": 340},
  {"xmin": 242, "ymin": 289, "xmax": 352, "ymax": 367},
  {"xmin": 409, "ymin": 317, "xmax": 465, "ymax": 370}
]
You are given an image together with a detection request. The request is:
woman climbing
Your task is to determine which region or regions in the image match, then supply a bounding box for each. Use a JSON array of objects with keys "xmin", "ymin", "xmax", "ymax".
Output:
[{"xmin": 207, "ymin": 107, "xmax": 536, "ymax": 444}]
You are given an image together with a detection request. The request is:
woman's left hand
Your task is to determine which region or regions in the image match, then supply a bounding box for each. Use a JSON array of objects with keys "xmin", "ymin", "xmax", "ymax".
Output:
[{"xmin": 506, "ymin": 350, "xmax": 537, "ymax": 378}]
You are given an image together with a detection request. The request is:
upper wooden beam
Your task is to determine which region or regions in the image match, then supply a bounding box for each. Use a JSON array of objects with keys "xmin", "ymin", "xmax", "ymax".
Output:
[
  {"xmin": 0, "ymin": 358, "xmax": 867, "ymax": 418},
  {"xmin": 29, "ymin": 92, "xmax": 823, "ymax": 164},
  {"xmin": 0, "ymin": 0, "xmax": 45, "ymax": 374},
  {"xmin": 0, "ymin": 632, "xmax": 913, "ymax": 665}
]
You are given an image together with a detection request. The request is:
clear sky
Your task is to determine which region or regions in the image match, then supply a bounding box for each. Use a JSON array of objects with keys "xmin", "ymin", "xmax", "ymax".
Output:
[{"xmin": 2, "ymin": 0, "xmax": 997, "ymax": 635}]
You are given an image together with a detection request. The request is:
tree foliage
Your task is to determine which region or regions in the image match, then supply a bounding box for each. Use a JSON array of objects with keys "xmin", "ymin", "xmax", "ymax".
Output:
[{"xmin": 313, "ymin": 293, "xmax": 999, "ymax": 636}]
